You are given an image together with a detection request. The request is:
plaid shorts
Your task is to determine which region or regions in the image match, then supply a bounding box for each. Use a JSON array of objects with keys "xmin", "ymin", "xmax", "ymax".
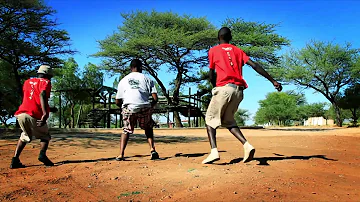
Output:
[{"xmin": 122, "ymin": 107, "xmax": 154, "ymax": 134}]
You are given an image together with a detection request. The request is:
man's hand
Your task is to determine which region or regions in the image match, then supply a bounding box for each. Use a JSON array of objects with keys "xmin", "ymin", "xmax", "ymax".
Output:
[
  {"xmin": 273, "ymin": 81, "xmax": 282, "ymax": 92},
  {"xmin": 37, "ymin": 114, "xmax": 49, "ymax": 127}
]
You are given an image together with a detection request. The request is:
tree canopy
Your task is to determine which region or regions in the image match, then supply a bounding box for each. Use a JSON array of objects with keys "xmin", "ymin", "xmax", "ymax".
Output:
[
  {"xmin": 254, "ymin": 91, "xmax": 327, "ymax": 126},
  {"xmin": 95, "ymin": 10, "xmax": 217, "ymax": 127},
  {"xmin": 0, "ymin": 0, "xmax": 74, "ymax": 127},
  {"xmin": 272, "ymin": 41, "xmax": 360, "ymax": 126},
  {"xmin": 338, "ymin": 83, "xmax": 360, "ymax": 126}
]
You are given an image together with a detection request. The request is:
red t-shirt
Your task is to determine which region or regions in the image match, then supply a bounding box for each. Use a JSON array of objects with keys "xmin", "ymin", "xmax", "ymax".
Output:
[
  {"xmin": 15, "ymin": 78, "xmax": 51, "ymax": 120},
  {"xmin": 208, "ymin": 44, "xmax": 249, "ymax": 88}
]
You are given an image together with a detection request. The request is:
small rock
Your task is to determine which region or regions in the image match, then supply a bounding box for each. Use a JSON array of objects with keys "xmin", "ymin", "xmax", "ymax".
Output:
[
  {"xmin": 88, "ymin": 185, "xmax": 92, "ymax": 188},
  {"xmin": 312, "ymin": 192, "xmax": 316, "ymax": 194},
  {"xmin": 234, "ymin": 191, "xmax": 237, "ymax": 194},
  {"xmin": 271, "ymin": 189, "xmax": 276, "ymax": 192},
  {"xmin": 161, "ymin": 189, "xmax": 166, "ymax": 192},
  {"xmin": 194, "ymin": 175, "xmax": 200, "ymax": 178},
  {"xmin": 144, "ymin": 166, "xmax": 148, "ymax": 168},
  {"xmin": 113, "ymin": 177, "xmax": 119, "ymax": 180}
]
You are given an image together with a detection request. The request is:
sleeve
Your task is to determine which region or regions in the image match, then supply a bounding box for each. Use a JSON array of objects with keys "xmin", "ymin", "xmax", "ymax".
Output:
[
  {"xmin": 149, "ymin": 79, "xmax": 157, "ymax": 94},
  {"xmin": 239, "ymin": 48, "xmax": 250, "ymax": 66},
  {"xmin": 39, "ymin": 80, "xmax": 51, "ymax": 98},
  {"xmin": 115, "ymin": 80, "xmax": 124, "ymax": 99},
  {"xmin": 208, "ymin": 48, "xmax": 215, "ymax": 69}
]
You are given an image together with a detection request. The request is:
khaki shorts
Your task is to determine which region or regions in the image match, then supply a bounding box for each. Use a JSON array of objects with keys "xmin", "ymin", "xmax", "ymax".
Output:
[
  {"xmin": 15, "ymin": 113, "xmax": 50, "ymax": 143},
  {"xmin": 205, "ymin": 84, "xmax": 244, "ymax": 129}
]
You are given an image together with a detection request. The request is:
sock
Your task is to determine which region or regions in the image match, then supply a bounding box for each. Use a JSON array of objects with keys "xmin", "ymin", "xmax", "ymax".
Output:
[{"xmin": 210, "ymin": 148, "xmax": 219, "ymax": 155}]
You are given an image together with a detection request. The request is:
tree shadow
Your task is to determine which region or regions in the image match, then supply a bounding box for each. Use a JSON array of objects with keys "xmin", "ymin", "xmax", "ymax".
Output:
[
  {"xmin": 217, "ymin": 153, "xmax": 337, "ymax": 166},
  {"xmin": 0, "ymin": 132, "xmax": 207, "ymax": 149},
  {"xmin": 267, "ymin": 128, "xmax": 336, "ymax": 132},
  {"xmin": 55, "ymin": 157, "xmax": 127, "ymax": 166}
]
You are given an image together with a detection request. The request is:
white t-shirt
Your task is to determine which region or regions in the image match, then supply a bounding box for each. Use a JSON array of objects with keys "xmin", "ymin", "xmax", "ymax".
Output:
[{"xmin": 116, "ymin": 72, "xmax": 157, "ymax": 112}]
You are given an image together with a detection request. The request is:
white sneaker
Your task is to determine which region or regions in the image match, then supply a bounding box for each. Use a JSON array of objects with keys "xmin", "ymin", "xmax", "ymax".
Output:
[
  {"xmin": 243, "ymin": 142, "xmax": 255, "ymax": 163},
  {"xmin": 202, "ymin": 148, "xmax": 220, "ymax": 164}
]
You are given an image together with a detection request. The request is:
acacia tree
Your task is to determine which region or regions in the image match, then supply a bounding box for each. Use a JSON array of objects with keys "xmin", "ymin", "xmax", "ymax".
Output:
[
  {"xmin": 254, "ymin": 91, "xmax": 305, "ymax": 126},
  {"xmin": 51, "ymin": 58, "xmax": 104, "ymax": 128},
  {"xmin": 95, "ymin": 11, "xmax": 216, "ymax": 127},
  {"xmin": 0, "ymin": 0, "xmax": 74, "ymax": 97},
  {"xmin": 272, "ymin": 41, "xmax": 360, "ymax": 126},
  {"xmin": 0, "ymin": 60, "xmax": 18, "ymax": 127},
  {"xmin": 197, "ymin": 19, "xmax": 290, "ymax": 107},
  {"xmin": 338, "ymin": 83, "xmax": 360, "ymax": 126}
]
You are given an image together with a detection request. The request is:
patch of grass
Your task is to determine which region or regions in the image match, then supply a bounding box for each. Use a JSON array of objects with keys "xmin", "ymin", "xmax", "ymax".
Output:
[
  {"xmin": 117, "ymin": 191, "xmax": 143, "ymax": 199},
  {"xmin": 187, "ymin": 168, "xmax": 196, "ymax": 172}
]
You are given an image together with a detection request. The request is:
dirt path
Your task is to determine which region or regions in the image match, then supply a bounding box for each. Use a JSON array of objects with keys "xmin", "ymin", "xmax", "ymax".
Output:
[{"xmin": 0, "ymin": 128, "xmax": 359, "ymax": 201}]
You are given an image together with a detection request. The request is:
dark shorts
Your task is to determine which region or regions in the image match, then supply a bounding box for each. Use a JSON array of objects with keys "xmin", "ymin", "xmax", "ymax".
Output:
[{"xmin": 122, "ymin": 107, "xmax": 154, "ymax": 134}]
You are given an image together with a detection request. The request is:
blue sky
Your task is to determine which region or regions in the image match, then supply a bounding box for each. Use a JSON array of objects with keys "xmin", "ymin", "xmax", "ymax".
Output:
[{"xmin": 45, "ymin": 0, "xmax": 360, "ymax": 124}]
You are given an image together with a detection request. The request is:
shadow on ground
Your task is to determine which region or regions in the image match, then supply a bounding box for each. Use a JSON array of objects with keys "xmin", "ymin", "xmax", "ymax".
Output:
[
  {"xmin": 0, "ymin": 132, "xmax": 207, "ymax": 149},
  {"xmin": 217, "ymin": 153, "xmax": 337, "ymax": 166},
  {"xmin": 266, "ymin": 128, "xmax": 336, "ymax": 132}
]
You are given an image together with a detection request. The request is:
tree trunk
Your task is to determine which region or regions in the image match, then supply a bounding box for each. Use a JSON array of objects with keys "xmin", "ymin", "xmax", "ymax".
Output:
[
  {"xmin": 333, "ymin": 103, "xmax": 342, "ymax": 127},
  {"xmin": 351, "ymin": 108, "xmax": 358, "ymax": 126},
  {"xmin": 173, "ymin": 111, "xmax": 182, "ymax": 128},
  {"xmin": 172, "ymin": 71, "xmax": 184, "ymax": 127},
  {"xmin": 13, "ymin": 65, "xmax": 23, "ymax": 99},
  {"xmin": 70, "ymin": 103, "xmax": 75, "ymax": 128}
]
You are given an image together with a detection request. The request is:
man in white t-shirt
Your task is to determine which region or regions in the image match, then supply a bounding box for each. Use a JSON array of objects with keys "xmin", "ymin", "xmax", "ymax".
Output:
[{"xmin": 115, "ymin": 59, "xmax": 159, "ymax": 161}]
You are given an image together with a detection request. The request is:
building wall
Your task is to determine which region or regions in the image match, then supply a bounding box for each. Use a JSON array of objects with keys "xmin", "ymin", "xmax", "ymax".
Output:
[{"xmin": 304, "ymin": 117, "xmax": 334, "ymax": 126}]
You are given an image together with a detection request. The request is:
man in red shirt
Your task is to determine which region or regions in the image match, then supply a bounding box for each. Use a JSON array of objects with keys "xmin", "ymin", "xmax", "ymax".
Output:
[
  {"xmin": 10, "ymin": 65, "xmax": 55, "ymax": 169},
  {"xmin": 202, "ymin": 27, "xmax": 282, "ymax": 164}
]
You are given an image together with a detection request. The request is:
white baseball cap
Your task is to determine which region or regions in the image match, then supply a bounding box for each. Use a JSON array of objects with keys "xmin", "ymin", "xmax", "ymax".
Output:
[{"xmin": 37, "ymin": 65, "xmax": 54, "ymax": 76}]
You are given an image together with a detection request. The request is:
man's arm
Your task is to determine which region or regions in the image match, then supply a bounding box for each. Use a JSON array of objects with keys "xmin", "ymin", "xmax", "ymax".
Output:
[
  {"xmin": 151, "ymin": 93, "xmax": 158, "ymax": 107},
  {"xmin": 37, "ymin": 90, "xmax": 49, "ymax": 126},
  {"xmin": 246, "ymin": 59, "xmax": 282, "ymax": 91},
  {"xmin": 115, "ymin": 99, "xmax": 123, "ymax": 108},
  {"xmin": 209, "ymin": 69, "xmax": 216, "ymax": 88}
]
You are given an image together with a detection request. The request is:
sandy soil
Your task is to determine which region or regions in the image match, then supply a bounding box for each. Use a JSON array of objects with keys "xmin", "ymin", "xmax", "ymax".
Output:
[{"xmin": 0, "ymin": 127, "xmax": 359, "ymax": 202}]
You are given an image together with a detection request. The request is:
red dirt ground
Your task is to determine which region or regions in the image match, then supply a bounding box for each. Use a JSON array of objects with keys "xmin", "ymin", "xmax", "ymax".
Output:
[{"xmin": 0, "ymin": 127, "xmax": 359, "ymax": 202}]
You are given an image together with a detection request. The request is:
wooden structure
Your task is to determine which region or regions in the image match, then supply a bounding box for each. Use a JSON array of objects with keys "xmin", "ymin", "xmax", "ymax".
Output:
[{"xmin": 54, "ymin": 86, "xmax": 206, "ymax": 128}]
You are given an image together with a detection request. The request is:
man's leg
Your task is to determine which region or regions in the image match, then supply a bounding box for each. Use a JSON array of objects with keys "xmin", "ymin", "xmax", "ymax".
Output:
[
  {"xmin": 145, "ymin": 128, "xmax": 159, "ymax": 160},
  {"xmin": 14, "ymin": 139, "xmax": 27, "ymax": 158},
  {"xmin": 206, "ymin": 124, "xmax": 217, "ymax": 148},
  {"xmin": 11, "ymin": 114, "xmax": 32, "ymax": 169},
  {"xmin": 11, "ymin": 139, "xmax": 27, "ymax": 169},
  {"xmin": 117, "ymin": 132, "xmax": 130, "ymax": 160},
  {"xmin": 117, "ymin": 109, "xmax": 133, "ymax": 160},
  {"xmin": 224, "ymin": 89, "xmax": 255, "ymax": 163},
  {"xmin": 38, "ymin": 139, "xmax": 54, "ymax": 166},
  {"xmin": 145, "ymin": 128, "xmax": 155, "ymax": 151},
  {"xmin": 140, "ymin": 108, "xmax": 159, "ymax": 160},
  {"xmin": 202, "ymin": 125, "xmax": 220, "ymax": 164},
  {"xmin": 202, "ymin": 87, "xmax": 228, "ymax": 164},
  {"xmin": 227, "ymin": 126, "xmax": 247, "ymax": 144}
]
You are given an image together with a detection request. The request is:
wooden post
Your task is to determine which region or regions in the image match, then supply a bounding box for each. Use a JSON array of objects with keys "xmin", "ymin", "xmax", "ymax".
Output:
[
  {"xmin": 107, "ymin": 92, "xmax": 111, "ymax": 128},
  {"xmin": 115, "ymin": 114, "xmax": 118, "ymax": 128},
  {"xmin": 188, "ymin": 87, "xmax": 191, "ymax": 127},
  {"xmin": 167, "ymin": 90, "xmax": 170, "ymax": 128},
  {"xmin": 59, "ymin": 93, "xmax": 61, "ymax": 128}
]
